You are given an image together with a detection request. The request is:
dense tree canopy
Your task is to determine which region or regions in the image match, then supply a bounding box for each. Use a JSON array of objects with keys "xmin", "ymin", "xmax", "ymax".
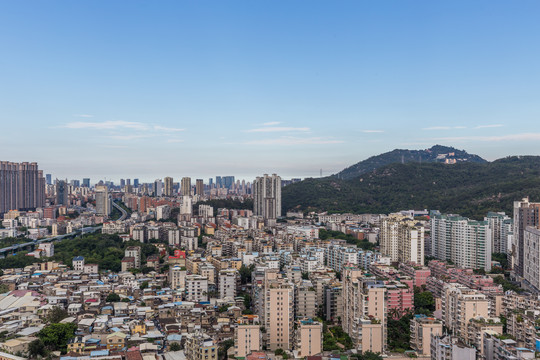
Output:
[{"xmin": 283, "ymin": 157, "xmax": 540, "ymax": 219}]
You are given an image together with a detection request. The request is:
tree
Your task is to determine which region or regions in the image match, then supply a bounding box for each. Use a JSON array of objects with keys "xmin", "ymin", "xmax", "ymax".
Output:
[
  {"xmin": 140, "ymin": 281, "xmax": 149, "ymax": 290},
  {"xmin": 106, "ymin": 292, "xmax": 121, "ymax": 302},
  {"xmin": 0, "ymin": 284, "xmax": 9, "ymax": 293},
  {"xmin": 38, "ymin": 323, "xmax": 77, "ymax": 353},
  {"xmin": 218, "ymin": 339, "xmax": 234, "ymax": 360},
  {"xmin": 28, "ymin": 339, "xmax": 47, "ymax": 358},
  {"xmin": 47, "ymin": 306, "xmax": 68, "ymax": 323},
  {"xmin": 169, "ymin": 342, "xmax": 181, "ymax": 351},
  {"xmin": 239, "ymin": 264, "xmax": 254, "ymax": 285},
  {"xmin": 414, "ymin": 288, "xmax": 435, "ymax": 315}
]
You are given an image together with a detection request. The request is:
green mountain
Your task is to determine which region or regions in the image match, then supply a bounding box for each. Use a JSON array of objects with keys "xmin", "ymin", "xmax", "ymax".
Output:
[
  {"xmin": 282, "ymin": 156, "xmax": 540, "ymax": 219},
  {"xmin": 336, "ymin": 145, "xmax": 487, "ymax": 180}
]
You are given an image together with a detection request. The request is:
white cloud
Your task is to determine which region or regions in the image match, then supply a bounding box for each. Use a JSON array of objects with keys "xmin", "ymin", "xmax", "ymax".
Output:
[
  {"xmin": 63, "ymin": 120, "xmax": 148, "ymax": 131},
  {"xmin": 422, "ymin": 126, "xmax": 467, "ymax": 130},
  {"xmin": 245, "ymin": 136, "xmax": 343, "ymax": 145},
  {"xmin": 73, "ymin": 114, "xmax": 94, "ymax": 118},
  {"xmin": 245, "ymin": 126, "xmax": 310, "ymax": 133},
  {"xmin": 154, "ymin": 125, "xmax": 185, "ymax": 132},
  {"xmin": 434, "ymin": 133, "xmax": 540, "ymax": 142},
  {"xmin": 362, "ymin": 130, "xmax": 384, "ymax": 133},
  {"xmin": 475, "ymin": 124, "xmax": 504, "ymax": 129},
  {"xmin": 263, "ymin": 121, "xmax": 281, "ymax": 126}
]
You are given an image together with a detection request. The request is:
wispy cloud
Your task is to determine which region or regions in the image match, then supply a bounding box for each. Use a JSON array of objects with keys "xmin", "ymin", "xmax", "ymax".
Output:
[
  {"xmin": 245, "ymin": 126, "xmax": 310, "ymax": 133},
  {"xmin": 362, "ymin": 130, "xmax": 384, "ymax": 133},
  {"xmin": 474, "ymin": 124, "xmax": 504, "ymax": 129},
  {"xmin": 73, "ymin": 114, "xmax": 94, "ymax": 118},
  {"xmin": 422, "ymin": 126, "xmax": 467, "ymax": 130},
  {"xmin": 63, "ymin": 120, "xmax": 148, "ymax": 131},
  {"xmin": 106, "ymin": 134, "xmax": 156, "ymax": 141},
  {"xmin": 245, "ymin": 136, "xmax": 343, "ymax": 145},
  {"xmin": 434, "ymin": 133, "xmax": 540, "ymax": 142},
  {"xmin": 263, "ymin": 121, "xmax": 281, "ymax": 126},
  {"xmin": 167, "ymin": 139, "xmax": 184, "ymax": 143},
  {"xmin": 154, "ymin": 125, "xmax": 185, "ymax": 132}
]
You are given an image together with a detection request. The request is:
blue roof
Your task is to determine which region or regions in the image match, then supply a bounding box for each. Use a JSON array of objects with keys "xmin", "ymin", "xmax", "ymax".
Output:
[
  {"xmin": 91, "ymin": 350, "xmax": 109, "ymax": 357},
  {"xmin": 167, "ymin": 334, "xmax": 182, "ymax": 341},
  {"xmin": 73, "ymin": 256, "xmax": 84, "ymax": 261},
  {"xmin": 97, "ymin": 280, "xmax": 104, "ymax": 285}
]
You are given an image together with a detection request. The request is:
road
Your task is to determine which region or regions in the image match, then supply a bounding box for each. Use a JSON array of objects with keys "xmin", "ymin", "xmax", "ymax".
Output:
[
  {"xmin": 0, "ymin": 226, "xmax": 102, "ymax": 257},
  {"xmin": 112, "ymin": 200, "xmax": 128, "ymax": 221}
]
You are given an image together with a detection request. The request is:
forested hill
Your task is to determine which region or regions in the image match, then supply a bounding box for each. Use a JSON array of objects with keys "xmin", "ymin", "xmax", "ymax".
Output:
[
  {"xmin": 335, "ymin": 145, "xmax": 487, "ymax": 180},
  {"xmin": 282, "ymin": 156, "xmax": 540, "ymax": 219}
]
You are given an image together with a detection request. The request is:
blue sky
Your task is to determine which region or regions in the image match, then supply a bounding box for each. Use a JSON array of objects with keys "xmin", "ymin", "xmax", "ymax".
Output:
[{"xmin": 1, "ymin": 1, "xmax": 540, "ymax": 182}]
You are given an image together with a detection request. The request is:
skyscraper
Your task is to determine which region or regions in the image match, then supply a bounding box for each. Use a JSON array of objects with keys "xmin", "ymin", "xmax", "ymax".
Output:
[
  {"xmin": 95, "ymin": 185, "xmax": 111, "ymax": 216},
  {"xmin": 223, "ymin": 176, "xmax": 235, "ymax": 189},
  {"xmin": 164, "ymin": 176, "xmax": 174, "ymax": 196},
  {"xmin": 126, "ymin": 179, "xmax": 131, "ymax": 186},
  {"xmin": 82, "ymin": 178, "xmax": 90, "ymax": 187},
  {"xmin": 55, "ymin": 179, "xmax": 69, "ymax": 206},
  {"xmin": 0, "ymin": 161, "xmax": 46, "ymax": 214},
  {"xmin": 195, "ymin": 179, "xmax": 204, "ymax": 196},
  {"xmin": 513, "ymin": 198, "xmax": 540, "ymax": 277},
  {"xmin": 46, "ymin": 174, "xmax": 52, "ymax": 185},
  {"xmin": 133, "ymin": 178, "xmax": 139, "ymax": 188},
  {"xmin": 253, "ymin": 174, "xmax": 281, "ymax": 220},
  {"xmin": 120, "ymin": 179, "xmax": 126, "ymax": 187},
  {"xmin": 154, "ymin": 179, "xmax": 164, "ymax": 197},
  {"xmin": 181, "ymin": 177, "xmax": 191, "ymax": 196}
]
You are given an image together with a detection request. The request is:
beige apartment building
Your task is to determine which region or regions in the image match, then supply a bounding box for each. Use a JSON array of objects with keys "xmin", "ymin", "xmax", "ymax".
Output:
[
  {"xmin": 342, "ymin": 267, "xmax": 387, "ymax": 354},
  {"xmin": 380, "ymin": 215, "xmax": 425, "ymax": 266},
  {"xmin": 441, "ymin": 283, "xmax": 490, "ymax": 339},
  {"xmin": 235, "ymin": 325, "xmax": 261, "ymax": 358},
  {"xmin": 295, "ymin": 319, "xmax": 323, "ymax": 357},
  {"xmin": 410, "ymin": 315, "xmax": 443, "ymax": 356},
  {"xmin": 184, "ymin": 331, "xmax": 217, "ymax": 360},
  {"xmin": 263, "ymin": 271, "xmax": 294, "ymax": 350}
]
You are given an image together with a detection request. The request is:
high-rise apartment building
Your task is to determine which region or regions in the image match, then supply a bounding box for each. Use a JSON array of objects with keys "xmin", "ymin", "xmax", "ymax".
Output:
[
  {"xmin": 181, "ymin": 177, "xmax": 191, "ymax": 196},
  {"xmin": 524, "ymin": 226, "xmax": 540, "ymax": 292},
  {"xmin": 235, "ymin": 324, "xmax": 261, "ymax": 358},
  {"xmin": 95, "ymin": 185, "xmax": 111, "ymax": 217},
  {"xmin": 295, "ymin": 319, "xmax": 323, "ymax": 357},
  {"xmin": 195, "ymin": 179, "xmax": 204, "ymax": 196},
  {"xmin": 430, "ymin": 212, "xmax": 492, "ymax": 271},
  {"xmin": 513, "ymin": 198, "xmax": 540, "ymax": 278},
  {"xmin": 253, "ymin": 174, "xmax": 281, "ymax": 220},
  {"xmin": 485, "ymin": 212, "xmax": 513, "ymax": 255},
  {"xmin": 164, "ymin": 176, "xmax": 174, "ymax": 196},
  {"xmin": 441, "ymin": 283, "xmax": 489, "ymax": 339},
  {"xmin": 0, "ymin": 161, "xmax": 46, "ymax": 214},
  {"xmin": 55, "ymin": 179, "xmax": 69, "ymax": 206},
  {"xmin": 380, "ymin": 214, "xmax": 425, "ymax": 265},
  {"xmin": 342, "ymin": 268, "xmax": 387, "ymax": 354},
  {"xmin": 263, "ymin": 271, "xmax": 294, "ymax": 351}
]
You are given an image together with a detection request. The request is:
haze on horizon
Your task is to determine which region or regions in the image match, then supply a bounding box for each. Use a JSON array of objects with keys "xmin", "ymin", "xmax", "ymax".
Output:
[{"xmin": 2, "ymin": 1, "xmax": 540, "ymax": 182}]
